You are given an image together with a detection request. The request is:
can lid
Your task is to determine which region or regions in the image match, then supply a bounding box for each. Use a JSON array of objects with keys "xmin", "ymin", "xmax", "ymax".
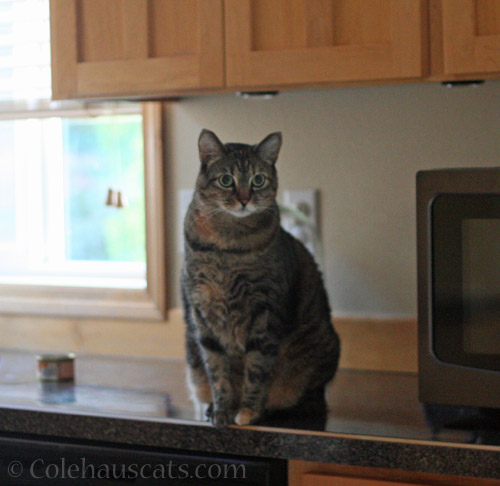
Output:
[{"xmin": 36, "ymin": 353, "xmax": 76, "ymax": 362}]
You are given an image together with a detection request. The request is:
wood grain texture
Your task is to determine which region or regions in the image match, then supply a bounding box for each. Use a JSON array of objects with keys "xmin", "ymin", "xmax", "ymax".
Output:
[
  {"xmin": 225, "ymin": 0, "xmax": 425, "ymax": 88},
  {"xmin": 122, "ymin": 0, "xmax": 149, "ymax": 60},
  {"xmin": 197, "ymin": 0, "xmax": 225, "ymax": 86},
  {"xmin": 149, "ymin": 0, "xmax": 198, "ymax": 57},
  {"xmin": 76, "ymin": 0, "xmax": 124, "ymax": 62},
  {"xmin": 429, "ymin": 0, "xmax": 445, "ymax": 76},
  {"xmin": 391, "ymin": 0, "xmax": 428, "ymax": 77},
  {"xmin": 307, "ymin": 0, "xmax": 333, "ymax": 48},
  {"xmin": 290, "ymin": 461, "xmax": 500, "ymax": 486},
  {"xmin": 302, "ymin": 473, "xmax": 418, "ymax": 486},
  {"xmin": 76, "ymin": 57, "xmax": 199, "ymax": 96},
  {"xmin": 251, "ymin": 0, "xmax": 307, "ymax": 50},
  {"xmin": 335, "ymin": 317, "xmax": 417, "ymax": 373},
  {"xmin": 50, "ymin": 0, "xmax": 500, "ymax": 97},
  {"xmin": 330, "ymin": 0, "xmax": 391, "ymax": 47},
  {"xmin": 0, "ymin": 284, "xmax": 163, "ymax": 320},
  {"xmin": 250, "ymin": 0, "xmax": 392, "ymax": 51},
  {"xmin": 440, "ymin": 0, "xmax": 500, "ymax": 75},
  {"xmin": 49, "ymin": 0, "xmax": 77, "ymax": 98},
  {"xmin": 0, "ymin": 310, "xmax": 185, "ymax": 359},
  {"xmin": 143, "ymin": 103, "xmax": 167, "ymax": 317},
  {"xmin": 50, "ymin": 0, "xmax": 224, "ymax": 99},
  {"xmin": 476, "ymin": 0, "xmax": 500, "ymax": 35},
  {"xmin": 0, "ymin": 310, "xmax": 417, "ymax": 371}
]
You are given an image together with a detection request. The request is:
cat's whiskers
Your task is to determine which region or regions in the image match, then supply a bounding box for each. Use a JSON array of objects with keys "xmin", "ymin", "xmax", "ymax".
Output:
[{"xmin": 200, "ymin": 205, "xmax": 225, "ymax": 219}]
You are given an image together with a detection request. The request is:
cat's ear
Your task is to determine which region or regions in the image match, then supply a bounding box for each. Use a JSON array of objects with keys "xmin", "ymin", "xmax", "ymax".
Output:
[
  {"xmin": 254, "ymin": 132, "xmax": 282, "ymax": 165},
  {"xmin": 198, "ymin": 129, "xmax": 226, "ymax": 167}
]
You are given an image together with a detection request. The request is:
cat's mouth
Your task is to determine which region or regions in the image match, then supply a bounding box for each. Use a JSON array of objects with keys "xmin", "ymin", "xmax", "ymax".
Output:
[{"xmin": 226, "ymin": 204, "xmax": 255, "ymax": 218}]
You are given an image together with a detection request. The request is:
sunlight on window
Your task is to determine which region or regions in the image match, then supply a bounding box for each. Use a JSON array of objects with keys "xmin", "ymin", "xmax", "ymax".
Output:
[
  {"xmin": 0, "ymin": 0, "xmax": 148, "ymax": 289},
  {"xmin": 0, "ymin": 122, "xmax": 16, "ymax": 243},
  {"xmin": 0, "ymin": 0, "xmax": 51, "ymax": 102},
  {"xmin": 63, "ymin": 115, "xmax": 146, "ymax": 264},
  {"xmin": 0, "ymin": 113, "xmax": 147, "ymax": 288}
]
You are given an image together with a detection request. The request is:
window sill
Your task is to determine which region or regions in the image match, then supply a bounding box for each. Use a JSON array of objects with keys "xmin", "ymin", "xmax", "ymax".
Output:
[{"xmin": 0, "ymin": 284, "xmax": 164, "ymax": 320}]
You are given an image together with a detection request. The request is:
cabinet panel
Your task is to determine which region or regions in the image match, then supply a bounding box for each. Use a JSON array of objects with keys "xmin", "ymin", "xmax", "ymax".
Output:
[
  {"xmin": 224, "ymin": 0, "xmax": 426, "ymax": 88},
  {"xmin": 149, "ymin": 0, "xmax": 198, "ymax": 57},
  {"xmin": 440, "ymin": 0, "xmax": 500, "ymax": 75},
  {"xmin": 303, "ymin": 473, "xmax": 418, "ymax": 486},
  {"xmin": 76, "ymin": 0, "xmax": 128, "ymax": 62},
  {"xmin": 250, "ymin": 0, "xmax": 392, "ymax": 51},
  {"xmin": 50, "ymin": 0, "xmax": 224, "ymax": 99},
  {"xmin": 290, "ymin": 461, "xmax": 500, "ymax": 486}
]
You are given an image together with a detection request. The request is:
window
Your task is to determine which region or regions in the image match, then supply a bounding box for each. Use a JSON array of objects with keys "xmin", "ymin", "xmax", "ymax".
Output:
[
  {"xmin": 0, "ymin": 109, "xmax": 146, "ymax": 289},
  {"xmin": 0, "ymin": 0, "xmax": 166, "ymax": 319},
  {"xmin": 0, "ymin": 0, "xmax": 51, "ymax": 103}
]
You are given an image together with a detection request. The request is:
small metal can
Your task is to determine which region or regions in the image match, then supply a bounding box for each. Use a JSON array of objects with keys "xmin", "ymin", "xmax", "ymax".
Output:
[{"xmin": 36, "ymin": 353, "xmax": 75, "ymax": 382}]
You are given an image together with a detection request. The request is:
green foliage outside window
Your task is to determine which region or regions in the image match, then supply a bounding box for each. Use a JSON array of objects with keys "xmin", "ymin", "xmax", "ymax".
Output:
[{"xmin": 63, "ymin": 114, "xmax": 146, "ymax": 263}]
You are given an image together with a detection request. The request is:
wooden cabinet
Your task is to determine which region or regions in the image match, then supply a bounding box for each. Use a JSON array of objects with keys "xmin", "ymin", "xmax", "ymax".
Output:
[
  {"xmin": 50, "ymin": 0, "xmax": 427, "ymax": 99},
  {"xmin": 50, "ymin": 0, "xmax": 224, "ymax": 99},
  {"xmin": 300, "ymin": 473, "xmax": 418, "ymax": 486},
  {"xmin": 224, "ymin": 0, "xmax": 427, "ymax": 88},
  {"xmin": 49, "ymin": 0, "xmax": 500, "ymax": 100},
  {"xmin": 431, "ymin": 0, "xmax": 500, "ymax": 78},
  {"xmin": 289, "ymin": 461, "xmax": 500, "ymax": 486}
]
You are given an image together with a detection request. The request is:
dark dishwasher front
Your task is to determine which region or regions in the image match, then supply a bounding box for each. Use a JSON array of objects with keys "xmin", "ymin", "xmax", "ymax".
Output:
[{"xmin": 0, "ymin": 434, "xmax": 287, "ymax": 485}]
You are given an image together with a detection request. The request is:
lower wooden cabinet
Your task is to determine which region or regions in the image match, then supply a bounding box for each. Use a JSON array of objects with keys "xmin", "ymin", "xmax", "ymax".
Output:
[
  {"xmin": 289, "ymin": 460, "xmax": 500, "ymax": 486},
  {"xmin": 301, "ymin": 473, "xmax": 418, "ymax": 486}
]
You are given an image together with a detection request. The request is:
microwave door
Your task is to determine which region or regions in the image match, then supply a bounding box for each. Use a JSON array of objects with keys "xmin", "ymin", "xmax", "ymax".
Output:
[{"xmin": 432, "ymin": 194, "xmax": 500, "ymax": 372}]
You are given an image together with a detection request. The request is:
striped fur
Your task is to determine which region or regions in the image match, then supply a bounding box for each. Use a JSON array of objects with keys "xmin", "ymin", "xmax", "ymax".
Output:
[{"xmin": 181, "ymin": 130, "xmax": 340, "ymax": 426}]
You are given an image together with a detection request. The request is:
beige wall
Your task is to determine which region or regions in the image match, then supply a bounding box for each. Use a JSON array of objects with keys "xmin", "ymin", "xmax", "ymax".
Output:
[
  {"xmin": 165, "ymin": 80, "xmax": 500, "ymax": 317},
  {"xmin": 1, "ymin": 80, "xmax": 500, "ymax": 360}
]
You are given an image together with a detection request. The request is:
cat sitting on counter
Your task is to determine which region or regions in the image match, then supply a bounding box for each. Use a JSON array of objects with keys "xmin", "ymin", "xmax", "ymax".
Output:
[{"xmin": 181, "ymin": 129, "xmax": 340, "ymax": 426}]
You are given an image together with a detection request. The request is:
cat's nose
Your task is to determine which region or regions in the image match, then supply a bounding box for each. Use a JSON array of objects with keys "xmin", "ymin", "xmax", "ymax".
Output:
[{"xmin": 239, "ymin": 198, "xmax": 250, "ymax": 207}]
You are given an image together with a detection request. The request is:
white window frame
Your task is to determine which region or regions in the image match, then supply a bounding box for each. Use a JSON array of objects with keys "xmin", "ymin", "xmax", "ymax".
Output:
[{"xmin": 0, "ymin": 102, "xmax": 167, "ymax": 320}]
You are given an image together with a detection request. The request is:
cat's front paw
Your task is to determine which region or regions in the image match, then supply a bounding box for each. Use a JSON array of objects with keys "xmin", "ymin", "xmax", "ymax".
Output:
[
  {"xmin": 234, "ymin": 408, "xmax": 260, "ymax": 426},
  {"xmin": 210, "ymin": 408, "xmax": 235, "ymax": 427}
]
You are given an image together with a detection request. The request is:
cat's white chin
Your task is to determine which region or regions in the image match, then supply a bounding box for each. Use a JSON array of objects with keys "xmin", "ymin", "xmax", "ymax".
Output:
[{"xmin": 226, "ymin": 207, "xmax": 255, "ymax": 218}]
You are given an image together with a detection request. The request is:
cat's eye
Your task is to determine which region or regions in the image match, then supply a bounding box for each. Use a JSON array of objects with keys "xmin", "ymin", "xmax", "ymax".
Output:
[
  {"xmin": 252, "ymin": 174, "xmax": 266, "ymax": 188},
  {"xmin": 219, "ymin": 174, "xmax": 234, "ymax": 188}
]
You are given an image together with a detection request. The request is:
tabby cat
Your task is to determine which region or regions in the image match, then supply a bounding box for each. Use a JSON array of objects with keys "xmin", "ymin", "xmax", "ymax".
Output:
[{"xmin": 181, "ymin": 129, "xmax": 340, "ymax": 426}]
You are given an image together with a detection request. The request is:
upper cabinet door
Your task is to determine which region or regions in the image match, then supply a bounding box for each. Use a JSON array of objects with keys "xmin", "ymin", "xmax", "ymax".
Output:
[
  {"xmin": 224, "ymin": 0, "xmax": 427, "ymax": 89},
  {"xmin": 439, "ymin": 0, "xmax": 500, "ymax": 75},
  {"xmin": 50, "ymin": 0, "xmax": 224, "ymax": 99}
]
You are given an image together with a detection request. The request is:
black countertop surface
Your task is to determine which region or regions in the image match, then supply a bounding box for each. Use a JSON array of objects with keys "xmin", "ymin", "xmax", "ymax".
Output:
[{"xmin": 1, "ymin": 349, "xmax": 500, "ymax": 480}]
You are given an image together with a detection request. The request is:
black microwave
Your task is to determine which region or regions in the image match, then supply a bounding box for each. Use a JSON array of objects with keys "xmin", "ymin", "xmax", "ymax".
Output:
[{"xmin": 417, "ymin": 168, "xmax": 500, "ymax": 409}]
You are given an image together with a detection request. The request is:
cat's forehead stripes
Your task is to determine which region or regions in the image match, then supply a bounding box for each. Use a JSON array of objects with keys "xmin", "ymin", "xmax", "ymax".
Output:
[
  {"xmin": 230, "ymin": 166, "xmax": 254, "ymax": 187},
  {"xmin": 225, "ymin": 144, "xmax": 253, "ymax": 173},
  {"xmin": 236, "ymin": 157, "xmax": 249, "ymax": 173}
]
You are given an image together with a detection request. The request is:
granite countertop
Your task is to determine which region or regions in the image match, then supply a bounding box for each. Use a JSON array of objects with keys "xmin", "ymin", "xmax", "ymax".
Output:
[{"xmin": 1, "ymin": 349, "xmax": 500, "ymax": 481}]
